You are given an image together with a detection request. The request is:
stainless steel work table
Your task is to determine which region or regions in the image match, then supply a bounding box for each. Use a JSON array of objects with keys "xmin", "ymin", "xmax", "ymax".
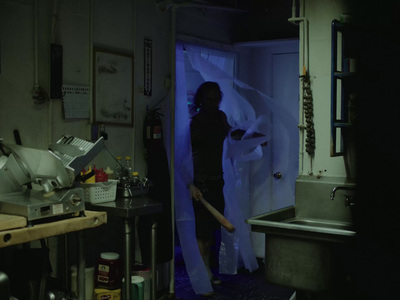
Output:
[{"xmin": 86, "ymin": 195, "xmax": 163, "ymax": 300}]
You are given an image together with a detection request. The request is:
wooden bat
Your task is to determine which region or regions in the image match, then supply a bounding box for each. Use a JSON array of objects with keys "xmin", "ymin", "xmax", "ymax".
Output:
[{"xmin": 198, "ymin": 196, "xmax": 236, "ymax": 233}]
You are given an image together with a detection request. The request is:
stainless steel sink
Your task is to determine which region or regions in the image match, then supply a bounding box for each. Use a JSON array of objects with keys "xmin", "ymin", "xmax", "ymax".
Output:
[
  {"xmin": 246, "ymin": 176, "xmax": 356, "ymax": 298},
  {"xmin": 247, "ymin": 206, "xmax": 355, "ymax": 243},
  {"xmin": 287, "ymin": 218, "xmax": 352, "ymax": 230}
]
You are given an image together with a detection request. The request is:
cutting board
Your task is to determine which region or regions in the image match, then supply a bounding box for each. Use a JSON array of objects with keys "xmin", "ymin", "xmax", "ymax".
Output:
[
  {"xmin": 0, "ymin": 211, "xmax": 106, "ymax": 248},
  {"xmin": 0, "ymin": 214, "xmax": 27, "ymax": 231}
]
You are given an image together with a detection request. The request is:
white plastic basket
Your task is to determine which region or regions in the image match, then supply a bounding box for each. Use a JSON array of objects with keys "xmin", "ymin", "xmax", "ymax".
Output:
[{"xmin": 81, "ymin": 180, "xmax": 118, "ymax": 204}]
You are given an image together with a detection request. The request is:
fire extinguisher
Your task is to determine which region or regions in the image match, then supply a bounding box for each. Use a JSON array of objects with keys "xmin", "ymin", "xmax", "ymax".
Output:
[
  {"xmin": 143, "ymin": 108, "xmax": 163, "ymax": 159},
  {"xmin": 140, "ymin": 107, "xmax": 173, "ymax": 265}
]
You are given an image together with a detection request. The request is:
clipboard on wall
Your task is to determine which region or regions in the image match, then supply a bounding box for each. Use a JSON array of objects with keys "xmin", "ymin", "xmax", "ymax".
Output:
[{"xmin": 62, "ymin": 85, "xmax": 90, "ymax": 119}]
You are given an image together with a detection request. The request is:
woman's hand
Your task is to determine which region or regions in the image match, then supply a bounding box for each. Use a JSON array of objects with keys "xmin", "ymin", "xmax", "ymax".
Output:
[{"xmin": 189, "ymin": 184, "xmax": 203, "ymax": 201}]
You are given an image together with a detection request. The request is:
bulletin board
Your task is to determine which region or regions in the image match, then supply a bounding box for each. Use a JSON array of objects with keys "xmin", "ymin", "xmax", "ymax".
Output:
[{"xmin": 93, "ymin": 48, "xmax": 134, "ymax": 126}]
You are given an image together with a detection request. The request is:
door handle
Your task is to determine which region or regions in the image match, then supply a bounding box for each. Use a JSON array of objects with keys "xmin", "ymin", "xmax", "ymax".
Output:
[{"xmin": 273, "ymin": 172, "xmax": 282, "ymax": 179}]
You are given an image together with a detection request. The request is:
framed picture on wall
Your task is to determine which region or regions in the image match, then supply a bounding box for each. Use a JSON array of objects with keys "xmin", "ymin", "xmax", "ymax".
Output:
[{"xmin": 93, "ymin": 48, "xmax": 134, "ymax": 126}]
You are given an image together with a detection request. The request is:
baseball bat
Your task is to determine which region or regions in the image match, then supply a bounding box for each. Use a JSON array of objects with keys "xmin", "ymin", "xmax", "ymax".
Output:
[{"xmin": 199, "ymin": 196, "xmax": 235, "ymax": 233}]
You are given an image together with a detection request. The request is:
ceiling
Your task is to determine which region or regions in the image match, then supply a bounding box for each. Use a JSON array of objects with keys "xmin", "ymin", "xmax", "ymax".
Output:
[
  {"xmin": 164, "ymin": 0, "xmax": 299, "ymax": 43},
  {"xmin": 159, "ymin": 0, "xmax": 293, "ymax": 12}
]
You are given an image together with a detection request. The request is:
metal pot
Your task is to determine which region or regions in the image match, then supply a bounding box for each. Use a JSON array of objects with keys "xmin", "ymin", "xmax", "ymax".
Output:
[{"xmin": 117, "ymin": 186, "xmax": 132, "ymax": 198}]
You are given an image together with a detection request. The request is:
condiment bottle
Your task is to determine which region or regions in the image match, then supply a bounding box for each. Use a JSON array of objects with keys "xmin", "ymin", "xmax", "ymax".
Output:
[{"xmin": 95, "ymin": 252, "xmax": 121, "ymax": 289}]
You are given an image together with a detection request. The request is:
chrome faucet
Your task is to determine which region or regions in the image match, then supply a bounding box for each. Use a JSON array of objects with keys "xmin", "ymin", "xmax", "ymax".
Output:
[
  {"xmin": 330, "ymin": 186, "xmax": 356, "ymax": 207},
  {"xmin": 330, "ymin": 186, "xmax": 355, "ymax": 200}
]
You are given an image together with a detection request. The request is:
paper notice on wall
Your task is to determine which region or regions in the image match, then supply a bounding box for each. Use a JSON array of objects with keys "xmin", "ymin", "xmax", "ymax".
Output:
[{"xmin": 62, "ymin": 85, "xmax": 90, "ymax": 119}]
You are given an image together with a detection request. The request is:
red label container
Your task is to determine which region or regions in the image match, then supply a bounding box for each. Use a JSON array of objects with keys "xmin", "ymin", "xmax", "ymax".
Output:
[{"xmin": 96, "ymin": 252, "xmax": 121, "ymax": 289}]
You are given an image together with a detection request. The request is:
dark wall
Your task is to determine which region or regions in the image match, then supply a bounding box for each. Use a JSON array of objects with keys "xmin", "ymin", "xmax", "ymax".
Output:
[{"xmin": 352, "ymin": 1, "xmax": 400, "ymax": 299}]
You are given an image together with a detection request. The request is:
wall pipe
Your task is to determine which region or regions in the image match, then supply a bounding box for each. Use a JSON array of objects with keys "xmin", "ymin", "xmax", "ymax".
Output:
[
  {"xmin": 50, "ymin": 0, "xmax": 58, "ymax": 43},
  {"xmin": 288, "ymin": 0, "xmax": 310, "ymax": 175},
  {"xmin": 132, "ymin": 0, "xmax": 137, "ymax": 170},
  {"xmin": 34, "ymin": 0, "xmax": 39, "ymax": 90},
  {"xmin": 34, "ymin": 0, "xmax": 53, "ymax": 144},
  {"xmin": 48, "ymin": 0, "xmax": 58, "ymax": 145},
  {"xmin": 89, "ymin": 0, "xmax": 94, "ymax": 125},
  {"xmin": 288, "ymin": 0, "xmax": 308, "ymax": 76},
  {"xmin": 169, "ymin": 5, "xmax": 176, "ymax": 297}
]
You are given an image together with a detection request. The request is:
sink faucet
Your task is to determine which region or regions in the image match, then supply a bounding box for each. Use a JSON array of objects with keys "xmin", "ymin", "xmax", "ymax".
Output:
[
  {"xmin": 330, "ymin": 186, "xmax": 356, "ymax": 207},
  {"xmin": 330, "ymin": 186, "xmax": 355, "ymax": 200}
]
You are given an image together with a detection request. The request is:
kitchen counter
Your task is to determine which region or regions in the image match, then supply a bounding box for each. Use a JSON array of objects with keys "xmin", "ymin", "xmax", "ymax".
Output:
[{"xmin": 86, "ymin": 195, "xmax": 163, "ymax": 218}]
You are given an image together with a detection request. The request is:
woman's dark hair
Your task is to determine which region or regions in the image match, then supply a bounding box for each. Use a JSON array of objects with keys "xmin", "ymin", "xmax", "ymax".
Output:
[{"xmin": 194, "ymin": 81, "xmax": 223, "ymax": 111}]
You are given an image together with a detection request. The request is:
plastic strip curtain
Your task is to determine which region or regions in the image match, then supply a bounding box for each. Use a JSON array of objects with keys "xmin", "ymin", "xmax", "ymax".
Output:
[
  {"xmin": 185, "ymin": 44, "xmax": 267, "ymax": 276},
  {"xmin": 170, "ymin": 42, "xmax": 298, "ymax": 295},
  {"xmin": 173, "ymin": 41, "xmax": 213, "ymax": 294}
]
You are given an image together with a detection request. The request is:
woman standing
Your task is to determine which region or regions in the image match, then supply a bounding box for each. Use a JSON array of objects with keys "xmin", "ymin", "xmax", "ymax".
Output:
[{"xmin": 189, "ymin": 81, "xmax": 230, "ymax": 285}]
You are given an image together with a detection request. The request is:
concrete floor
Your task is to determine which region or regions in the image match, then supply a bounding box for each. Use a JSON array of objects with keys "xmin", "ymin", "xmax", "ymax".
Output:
[{"xmin": 173, "ymin": 245, "xmax": 294, "ymax": 300}]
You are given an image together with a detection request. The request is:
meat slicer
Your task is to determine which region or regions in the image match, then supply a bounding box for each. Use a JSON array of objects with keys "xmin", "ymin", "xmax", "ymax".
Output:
[{"xmin": 0, "ymin": 135, "xmax": 104, "ymax": 222}]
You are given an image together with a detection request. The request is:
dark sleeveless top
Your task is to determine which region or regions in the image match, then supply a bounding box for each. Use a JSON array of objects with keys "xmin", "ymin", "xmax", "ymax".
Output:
[{"xmin": 190, "ymin": 109, "xmax": 231, "ymax": 179}]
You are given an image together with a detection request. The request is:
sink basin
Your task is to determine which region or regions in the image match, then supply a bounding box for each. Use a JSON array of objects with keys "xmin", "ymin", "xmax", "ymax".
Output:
[
  {"xmin": 247, "ymin": 205, "xmax": 356, "ymax": 297},
  {"xmin": 247, "ymin": 206, "xmax": 355, "ymax": 243},
  {"xmin": 286, "ymin": 218, "xmax": 350, "ymax": 230}
]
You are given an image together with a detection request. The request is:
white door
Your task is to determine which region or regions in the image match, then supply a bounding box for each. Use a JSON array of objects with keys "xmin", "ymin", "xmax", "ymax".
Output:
[
  {"xmin": 238, "ymin": 43, "xmax": 299, "ymax": 258},
  {"xmin": 271, "ymin": 52, "xmax": 299, "ymax": 210}
]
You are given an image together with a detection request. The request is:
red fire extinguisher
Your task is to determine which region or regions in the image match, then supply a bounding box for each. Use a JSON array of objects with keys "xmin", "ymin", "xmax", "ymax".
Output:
[
  {"xmin": 140, "ymin": 107, "xmax": 173, "ymax": 265},
  {"xmin": 144, "ymin": 108, "xmax": 163, "ymax": 159}
]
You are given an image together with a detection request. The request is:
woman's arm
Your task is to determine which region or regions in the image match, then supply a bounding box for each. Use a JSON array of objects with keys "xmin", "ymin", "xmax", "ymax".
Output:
[{"xmin": 230, "ymin": 129, "xmax": 268, "ymax": 146}]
